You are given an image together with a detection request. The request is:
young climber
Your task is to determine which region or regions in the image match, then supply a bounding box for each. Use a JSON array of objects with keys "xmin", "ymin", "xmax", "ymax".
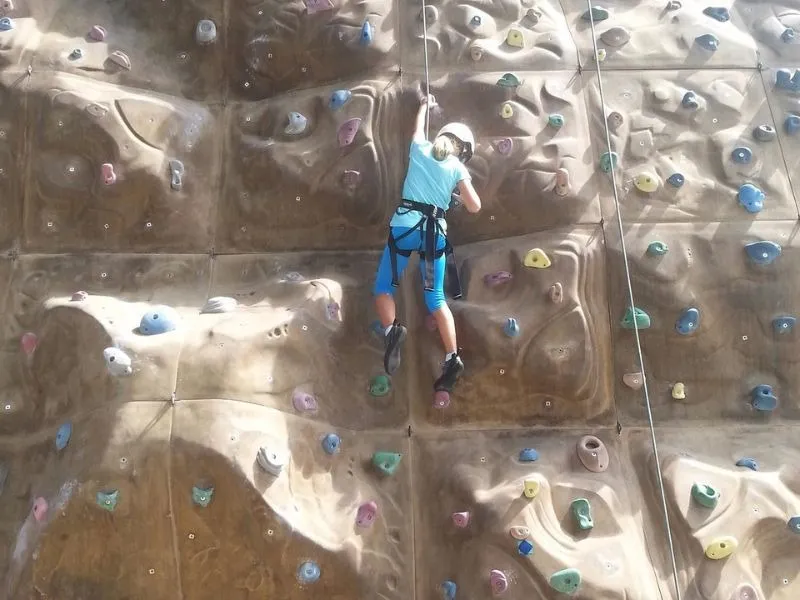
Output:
[{"xmin": 373, "ymin": 94, "xmax": 482, "ymax": 393}]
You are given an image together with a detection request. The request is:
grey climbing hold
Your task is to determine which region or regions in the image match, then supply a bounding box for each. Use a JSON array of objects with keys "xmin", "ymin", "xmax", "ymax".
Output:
[
  {"xmin": 744, "ymin": 241, "xmax": 781, "ymax": 265},
  {"xmin": 577, "ymin": 435, "xmax": 609, "ymax": 472},
  {"xmin": 735, "ymin": 458, "xmax": 758, "ymax": 471},
  {"xmin": 682, "ymin": 91, "xmax": 699, "ymax": 109},
  {"xmin": 195, "ymin": 19, "xmax": 217, "ymax": 45},
  {"xmin": 321, "ymin": 433, "xmax": 341, "ymax": 455},
  {"xmin": 201, "ymin": 296, "xmax": 237, "ymax": 314},
  {"xmin": 169, "ymin": 159, "xmax": 184, "ymax": 191},
  {"xmin": 297, "ymin": 561, "xmax": 320, "ymax": 584},
  {"xmin": 285, "ymin": 112, "xmax": 308, "ymax": 135},
  {"xmin": 731, "ymin": 147, "xmax": 752, "ymax": 164},
  {"xmin": 782, "ymin": 28, "xmax": 795, "ymax": 43},
  {"xmin": 695, "ymin": 33, "xmax": 719, "ymax": 51},
  {"xmin": 571, "ymin": 498, "xmax": 593, "ymax": 530},
  {"xmin": 751, "ymin": 384, "xmax": 778, "ymax": 412},
  {"xmin": 103, "ymin": 347, "xmax": 133, "ymax": 376},
  {"xmin": 519, "ymin": 448, "xmax": 539, "ymax": 462},
  {"xmin": 600, "ymin": 27, "xmax": 631, "ymax": 47},
  {"xmin": 548, "ymin": 114, "xmax": 565, "ymax": 129},
  {"xmin": 360, "ymin": 20, "xmax": 373, "ymax": 45},
  {"xmin": 55, "ymin": 422, "xmax": 72, "ymax": 451},
  {"xmin": 675, "ymin": 307, "xmax": 700, "ymax": 335},
  {"xmin": 470, "ymin": 15, "xmax": 481, "ymax": 27},
  {"xmin": 372, "ymin": 451, "xmax": 402, "ymax": 476},
  {"xmin": 647, "ymin": 241, "xmax": 668, "ymax": 256},
  {"xmin": 0, "ymin": 17, "xmax": 13, "ymax": 31},
  {"xmin": 549, "ymin": 568, "xmax": 582, "ymax": 595},
  {"xmin": 788, "ymin": 516, "xmax": 800, "ymax": 533},
  {"xmin": 581, "ymin": 6, "xmax": 609, "ymax": 22},
  {"xmin": 753, "ymin": 125, "xmax": 776, "ymax": 142},
  {"xmin": 517, "ymin": 539, "xmax": 534, "ymax": 556},
  {"xmin": 621, "ymin": 307, "xmax": 650, "ymax": 329},
  {"xmin": 484, "ymin": 271, "xmax": 512, "ymax": 287},
  {"xmin": 440, "ymin": 580, "xmax": 457, "ymax": 599},
  {"xmin": 772, "ymin": 316, "xmax": 796, "ymax": 334},
  {"xmin": 257, "ymin": 446, "xmax": 288, "ymax": 476},
  {"xmin": 192, "ymin": 485, "xmax": 214, "ymax": 507},
  {"xmin": 139, "ymin": 305, "xmax": 180, "ymax": 335},
  {"xmin": 785, "ymin": 114, "xmax": 800, "ymax": 135},
  {"xmin": 108, "ymin": 50, "xmax": 131, "ymax": 70},
  {"xmin": 418, "ymin": 5, "xmax": 437, "ymax": 22},
  {"xmin": 738, "ymin": 184, "xmax": 765, "ymax": 214},
  {"xmin": 328, "ymin": 89, "xmax": 351, "ymax": 111},
  {"xmin": 691, "ymin": 482, "xmax": 719, "ymax": 508},
  {"xmin": 504, "ymin": 317, "xmax": 520, "ymax": 338},
  {"xmin": 96, "ymin": 489, "xmax": 119, "ymax": 512},
  {"xmin": 666, "ymin": 173, "xmax": 685, "ymax": 188},
  {"xmin": 776, "ymin": 69, "xmax": 800, "ymax": 92},
  {"xmin": 88, "ymin": 25, "xmax": 107, "ymax": 42},
  {"xmin": 607, "ymin": 111, "xmax": 624, "ymax": 132},
  {"xmin": 703, "ymin": 7, "xmax": 730, "ymax": 22},
  {"xmin": 69, "ymin": 48, "xmax": 84, "ymax": 61},
  {"xmin": 599, "ymin": 152, "xmax": 618, "ymax": 173}
]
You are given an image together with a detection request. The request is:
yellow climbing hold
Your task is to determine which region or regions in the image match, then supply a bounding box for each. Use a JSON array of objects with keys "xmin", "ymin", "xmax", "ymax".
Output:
[
  {"xmin": 523, "ymin": 479, "xmax": 540, "ymax": 499},
  {"xmin": 634, "ymin": 172, "xmax": 660, "ymax": 193},
  {"xmin": 500, "ymin": 102, "xmax": 514, "ymax": 119},
  {"xmin": 506, "ymin": 27, "xmax": 524, "ymax": 48},
  {"xmin": 672, "ymin": 382, "xmax": 686, "ymax": 400},
  {"xmin": 705, "ymin": 536, "xmax": 738, "ymax": 560},
  {"xmin": 524, "ymin": 248, "xmax": 551, "ymax": 268}
]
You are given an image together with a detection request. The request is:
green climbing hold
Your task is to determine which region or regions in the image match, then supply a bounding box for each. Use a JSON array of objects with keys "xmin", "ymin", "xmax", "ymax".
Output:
[
  {"xmin": 372, "ymin": 451, "xmax": 402, "ymax": 475},
  {"xmin": 647, "ymin": 241, "xmax": 668, "ymax": 256},
  {"xmin": 599, "ymin": 151, "xmax": 618, "ymax": 173},
  {"xmin": 496, "ymin": 73, "xmax": 522, "ymax": 88},
  {"xmin": 549, "ymin": 568, "xmax": 582, "ymax": 595},
  {"xmin": 581, "ymin": 6, "xmax": 609, "ymax": 22},
  {"xmin": 96, "ymin": 489, "xmax": 119, "ymax": 512},
  {"xmin": 691, "ymin": 483, "xmax": 719, "ymax": 509},
  {"xmin": 621, "ymin": 307, "xmax": 651, "ymax": 329},
  {"xmin": 370, "ymin": 375, "xmax": 391, "ymax": 397},
  {"xmin": 548, "ymin": 114, "xmax": 565, "ymax": 129},
  {"xmin": 192, "ymin": 485, "xmax": 214, "ymax": 508},
  {"xmin": 571, "ymin": 498, "xmax": 593, "ymax": 530}
]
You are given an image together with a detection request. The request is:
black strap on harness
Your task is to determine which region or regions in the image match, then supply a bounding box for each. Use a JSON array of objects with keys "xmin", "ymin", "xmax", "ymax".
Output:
[{"xmin": 387, "ymin": 199, "xmax": 462, "ymax": 299}]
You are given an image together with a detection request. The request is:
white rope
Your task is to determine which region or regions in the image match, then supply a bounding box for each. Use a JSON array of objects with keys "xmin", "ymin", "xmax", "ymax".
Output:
[
  {"xmin": 419, "ymin": 0, "xmax": 431, "ymax": 138},
  {"xmin": 584, "ymin": 5, "xmax": 683, "ymax": 599}
]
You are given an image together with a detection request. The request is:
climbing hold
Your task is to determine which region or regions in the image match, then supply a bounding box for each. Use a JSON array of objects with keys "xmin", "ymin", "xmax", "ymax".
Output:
[
  {"xmin": 666, "ymin": 173, "xmax": 685, "ymax": 188},
  {"xmin": 369, "ymin": 375, "xmax": 391, "ymax": 397},
  {"xmin": 751, "ymin": 384, "xmax": 778, "ymax": 412},
  {"xmin": 506, "ymin": 27, "xmax": 524, "ymax": 48},
  {"xmin": 776, "ymin": 69, "xmax": 800, "ymax": 92},
  {"xmin": 510, "ymin": 525, "xmax": 530, "ymax": 540},
  {"xmin": 285, "ymin": 112, "xmax": 308, "ymax": 135},
  {"xmin": 297, "ymin": 561, "xmax": 320, "ymax": 584},
  {"xmin": 325, "ymin": 300, "xmax": 341, "ymax": 322},
  {"xmin": 691, "ymin": 482, "xmax": 719, "ymax": 508},
  {"xmin": 139, "ymin": 305, "xmax": 179, "ymax": 335},
  {"xmin": 338, "ymin": 118, "xmax": 361, "ymax": 147},
  {"xmin": 773, "ymin": 316, "xmax": 796, "ymax": 334},
  {"xmin": 703, "ymin": 6, "xmax": 730, "ymax": 22},
  {"xmin": 372, "ymin": 451, "xmax": 402, "ymax": 476},
  {"xmin": 621, "ymin": 307, "xmax": 650, "ymax": 329},
  {"xmin": 360, "ymin": 20, "xmax": 373, "ymax": 45},
  {"xmin": 257, "ymin": 446, "xmax": 288, "ymax": 476},
  {"xmin": 595, "ymin": 48, "xmax": 607, "ymax": 62},
  {"xmin": 672, "ymin": 382, "xmax": 686, "ymax": 400},
  {"xmin": 523, "ymin": 480, "xmax": 540, "ymax": 499},
  {"xmin": 33, "ymin": 497, "xmax": 48, "ymax": 522},
  {"xmin": 521, "ymin": 8, "xmax": 540, "ymax": 28},
  {"xmin": 101, "ymin": 163, "xmax": 117, "ymax": 185},
  {"xmin": 634, "ymin": 173, "xmax": 659, "ymax": 193},
  {"xmin": 577, "ymin": 435, "xmax": 609, "ymax": 473},
  {"xmin": 548, "ymin": 114, "xmax": 565, "ymax": 129},
  {"xmin": 788, "ymin": 516, "xmax": 800, "ymax": 533},
  {"xmin": 695, "ymin": 33, "xmax": 719, "ymax": 51},
  {"xmin": 484, "ymin": 271, "xmax": 513, "ymax": 287},
  {"xmin": 647, "ymin": 241, "xmax": 668, "ymax": 256},
  {"xmin": 731, "ymin": 584, "xmax": 758, "ymax": 600},
  {"xmin": 682, "ymin": 92, "xmax": 701, "ymax": 111},
  {"xmin": 496, "ymin": 73, "xmax": 522, "ymax": 88},
  {"xmin": 623, "ymin": 372, "xmax": 643, "ymax": 390},
  {"xmin": 500, "ymin": 103, "xmax": 514, "ymax": 119},
  {"xmin": 549, "ymin": 282, "xmax": 564, "ymax": 303},
  {"xmin": 494, "ymin": 138, "xmax": 513, "ymax": 155},
  {"xmin": 168, "ymin": 159, "xmax": 184, "ymax": 191},
  {"xmin": 195, "ymin": 19, "xmax": 217, "ymax": 45},
  {"xmin": 452, "ymin": 511, "xmax": 470, "ymax": 528},
  {"xmin": 549, "ymin": 568, "xmax": 582, "ymax": 595},
  {"xmin": 630, "ymin": 130, "xmax": 654, "ymax": 158},
  {"xmin": 108, "ymin": 50, "xmax": 131, "ymax": 70},
  {"xmin": 69, "ymin": 48, "xmax": 84, "ymax": 61},
  {"xmin": 305, "ymin": 0, "xmax": 334, "ymax": 14},
  {"xmin": 517, "ymin": 539, "xmax": 534, "ymax": 556},
  {"xmin": 600, "ymin": 26, "xmax": 631, "ymax": 47},
  {"xmin": 785, "ymin": 114, "xmax": 800, "ymax": 135},
  {"xmin": 292, "ymin": 389, "xmax": 318, "ymax": 412},
  {"xmin": 470, "ymin": 44, "xmax": 484, "ymax": 61},
  {"xmin": 523, "ymin": 248, "xmax": 551, "ymax": 268},
  {"xmin": 489, "ymin": 570, "xmax": 508, "ymax": 595},
  {"xmin": 96, "ymin": 489, "xmax": 119, "ymax": 512},
  {"xmin": 192, "ymin": 485, "xmax": 214, "ymax": 507},
  {"xmin": 738, "ymin": 184, "xmax": 765, "ymax": 214},
  {"xmin": 88, "ymin": 25, "xmax": 106, "ymax": 42},
  {"xmin": 571, "ymin": 498, "xmax": 594, "ymax": 530},
  {"xmin": 705, "ymin": 536, "xmax": 737, "ymax": 559},
  {"xmin": 555, "ymin": 168, "xmax": 570, "ymax": 197},
  {"xmin": 201, "ymin": 296, "xmax": 237, "ymax": 313},
  {"xmin": 470, "ymin": 15, "xmax": 482, "ymax": 27},
  {"xmin": 519, "ymin": 448, "xmax": 539, "ymax": 462},
  {"xmin": 440, "ymin": 581, "xmax": 457, "ymax": 600},
  {"xmin": 753, "ymin": 125, "xmax": 776, "ymax": 142},
  {"xmin": 55, "ymin": 422, "xmax": 72, "ymax": 451},
  {"xmin": 20, "ymin": 332, "xmax": 36, "ymax": 357},
  {"xmin": 0, "ymin": 17, "xmax": 13, "ymax": 30},
  {"xmin": 434, "ymin": 391, "xmax": 450, "ymax": 409},
  {"xmin": 321, "ymin": 433, "xmax": 341, "ymax": 455},
  {"xmin": 607, "ymin": 111, "xmax": 624, "ymax": 132},
  {"xmin": 744, "ymin": 241, "xmax": 781, "ymax": 265},
  {"xmin": 103, "ymin": 348, "xmax": 133, "ymax": 376},
  {"xmin": 599, "ymin": 152, "xmax": 618, "ymax": 173},
  {"xmin": 328, "ymin": 89, "xmax": 351, "ymax": 111},
  {"xmin": 504, "ymin": 318, "xmax": 520, "ymax": 338},
  {"xmin": 582, "ymin": 6, "xmax": 609, "ymax": 21},
  {"xmin": 356, "ymin": 501, "xmax": 378, "ymax": 528},
  {"xmin": 675, "ymin": 307, "xmax": 700, "ymax": 335},
  {"xmin": 735, "ymin": 458, "xmax": 758, "ymax": 471},
  {"xmin": 731, "ymin": 147, "xmax": 752, "ymax": 164},
  {"xmin": 71, "ymin": 291, "xmax": 88, "ymax": 301},
  {"xmin": 783, "ymin": 28, "xmax": 795, "ymax": 43}
]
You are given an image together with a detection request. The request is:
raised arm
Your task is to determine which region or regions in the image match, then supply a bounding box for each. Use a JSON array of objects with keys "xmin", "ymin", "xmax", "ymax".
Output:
[
  {"xmin": 412, "ymin": 95, "xmax": 435, "ymax": 143},
  {"xmin": 457, "ymin": 178, "xmax": 481, "ymax": 213}
]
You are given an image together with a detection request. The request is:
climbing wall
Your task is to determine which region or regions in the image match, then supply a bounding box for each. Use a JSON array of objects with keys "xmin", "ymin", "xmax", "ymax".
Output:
[{"xmin": 1, "ymin": 0, "xmax": 800, "ymax": 598}]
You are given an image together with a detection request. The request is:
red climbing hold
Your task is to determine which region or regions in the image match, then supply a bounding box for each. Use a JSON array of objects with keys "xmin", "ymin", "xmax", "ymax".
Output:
[
  {"xmin": 338, "ymin": 118, "xmax": 361, "ymax": 148},
  {"xmin": 20, "ymin": 332, "xmax": 37, "ymax": 357},
  {"xmin": 433, "ymin": 390, "xmax": 450, "ymax": 409},
  {"xmin": 101, "ymin": 163, "xmax": 116, "ymax": 185}
]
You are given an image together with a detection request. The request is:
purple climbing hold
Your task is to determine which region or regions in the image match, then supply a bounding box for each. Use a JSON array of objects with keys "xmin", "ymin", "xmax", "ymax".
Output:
[
  {"xmin": 356, "ymin": 500, "xmax": 378, "ymax": 527},
  {"xmin": 489, "ymin": 570, "xmax": 508, "ymax": 595},
  {"xmin": 88, "ymin": 26, "xmax": 107, "ymax": 42},
  {"xmin": 483, "ymin": 271, "xmax": 512, "ymax": 287},
  {"xmin": 292, "ymin": 389, "xmax": 318, "ymax": 413},
  {"xmin": 305, "ymin": 0, "xmax": 334, "ymax": 14},
  {"xmin": 338, "ymin": 118, "xmax": 361, "ymax": 147},
  {"xmin": 494, "ymin": 138, "xmax": 513, "ymax": 155},
  {"xmin": 326, "ymin": 301, "xmax": 341, "ymax": 322}
]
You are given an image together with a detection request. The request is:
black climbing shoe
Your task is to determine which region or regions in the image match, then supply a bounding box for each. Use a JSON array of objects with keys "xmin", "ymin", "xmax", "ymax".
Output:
[
  {"xmin": 434, "ymin": 353, "xmax": 465, "ymax": 392},
  {"xmin": 383, "ymin": 321, "xmax": 407, "ymax": 375}
]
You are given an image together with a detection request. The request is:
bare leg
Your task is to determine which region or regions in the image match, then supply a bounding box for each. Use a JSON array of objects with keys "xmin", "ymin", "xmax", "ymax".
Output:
[
  {"xmin": 432, "ymin": 303, "xmax": 458, "ymax": 354},
  {"xmin": 375, "ymin": 293, "xmax": 396, "ymax": 329}
]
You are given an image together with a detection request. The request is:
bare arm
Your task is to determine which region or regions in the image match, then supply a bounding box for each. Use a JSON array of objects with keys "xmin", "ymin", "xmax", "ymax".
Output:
[
  {"xmin": 412, "ymin": 95, "xmax": 435, "ymax": 142},
  {"xmin": 457, "ymin": 179, "xmax": 481, "ymax": 213}
]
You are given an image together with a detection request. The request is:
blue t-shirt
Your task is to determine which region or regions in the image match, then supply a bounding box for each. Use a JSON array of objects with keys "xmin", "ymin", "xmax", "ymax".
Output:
[{"xmin": 391, "ymin": 139, "xmax": 471, "ymax": 231}]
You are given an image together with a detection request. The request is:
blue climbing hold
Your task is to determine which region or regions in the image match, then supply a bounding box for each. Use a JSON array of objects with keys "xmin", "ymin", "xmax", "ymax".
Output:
[
  {"xmin": 440, "ymin": 580, "xmax": 457, "ymax": 599},
  {"xmin": 0, "ymin": 17, "xmax": 13, "ymax": 31},
  {"xmin": 682, "ymin": 91, "xmax": 699, "ymax": 109},
  {"xmin": 139, "ymin": 305, "xmax": 180, "ymax": 335},
  {"xmin": 675, "ymin": 307, "xmax": 700, "ymax": 335},
  {"xmin": 751, "ymin": 384, "xmax": 778, "ymax": 412},
  {"xmin": 55, "ymin": 422, "xmax": 72, "ymax": 451},
  {"xmin": 788, "ymin": 517, "xmax": 800, "ymax": 533},
  {"xmin": 519, "ymin": 448, "xmax": 539, "ymax": 462},
  {"xmin": 322, "ymin": 433, "xmax": 341, "ymax": 455},
  {"xmin": 736, "ymin": 458, "xmax": 759, "ymax": 471},
  {"xmin": 328, "ymin": 89, "xmax": 351, "ymax": 111},
  {"xmin": 785, "ymin": 114, "xmax": 800, "ymax": 135},
  {"xmin": 360, "ymin": 20, "xmax": 373, "ymax": 45},
  {"xmin": 703, "ymin": 6, "xmax": 729, "ymax": 22},
  {"xmin": 667, "ymin": 173, "xmax": 685, "ymax": 188},
  {"xmin": 297, "ymin": 561, "xmax": 320, "ymax": 584},
  {"xmin": 782, "ymin": 28, "xmax": 795, "ymax": 43},
  {"xmin": 776, "ymin": 69, "xmax": 800, "ymax": 92},
  {"xmin": 744, "ymin": 241, "xmax": 781, "ymax": 265},
  {"xmin": 192, "ymin": 485, "xmax": 214, "ymax": 507},
  {"xmin": 518, "ymin": 539, "xmax": 534, "ymax": 556},
  {"xmin": 773, "ymin": 316, "xmax": 796, "ymax": 334},
  {"xmin": 504, "ymin": 317, "xmax": 520, "ymax": 338},
  {"xmin": 731, "ymin": 147, "xmax": 752, "ymax": 164},
  {"xmin": 695, "ymin": 33, "xmax": 719, "ymax": 51},
  {"xmin": 738, "ymin": 184, "xmax": 765, "ymax": 214},
  {"xmin": 754, "ymin": 125, "xmax": 776, "ymax": 142}
]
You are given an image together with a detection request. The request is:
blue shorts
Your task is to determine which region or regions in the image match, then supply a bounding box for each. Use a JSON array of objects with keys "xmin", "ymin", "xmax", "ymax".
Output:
[{"xmin": 373, "ymin": 227, "xmax": 446, "ymax": 313}]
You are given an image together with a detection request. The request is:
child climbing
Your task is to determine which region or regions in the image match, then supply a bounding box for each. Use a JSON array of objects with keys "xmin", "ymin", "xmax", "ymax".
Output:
[{"xmin": 373, "ymin": 93, "xmax": 482, "ymax": 394}]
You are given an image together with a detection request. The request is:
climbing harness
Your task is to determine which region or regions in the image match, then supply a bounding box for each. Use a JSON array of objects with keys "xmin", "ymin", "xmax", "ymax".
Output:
[{"xmin": 585, "ymin": 5, "xmax": 683, "ymax": 599}]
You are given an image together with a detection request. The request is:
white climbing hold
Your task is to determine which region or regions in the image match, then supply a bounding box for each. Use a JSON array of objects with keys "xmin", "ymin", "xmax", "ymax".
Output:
[
  {"xmin": 195, "ymin": 19, "xmax": 217, "ymax": 45},
  {"xmin": 201, "ymin": 297, "xmax": 238, "ymax": 314},
  {"xmin": 108, "ymin": 50, "xmax": 131, "ymax": 70},
  {"xmin": 103, "ymin": 347, "xmax": 133, "ymax": 376},
  {"xmin": 257, "ymin": 445, "xmax": 289, "ymax": 476}
]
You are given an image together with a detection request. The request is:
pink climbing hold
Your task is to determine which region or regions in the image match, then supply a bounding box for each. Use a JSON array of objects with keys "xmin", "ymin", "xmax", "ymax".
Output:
[
  {"xmin": 338, "ymin": 118, "xmax": 361, "ymax": 148},
  {"xmin": 88, "ymin": 25, "xmax": 107, "ymax": 41},
  {"xmin": 305, "ymin": 0, "xmax": 334, "ymax": 14},
  {"xmin": 326, "ymin": 301, "xmax": 341, "ymax": 322},
  {"xmin": 484, "ymin": 271, "xmax": 513, "ymax": 287},
  {"xmin": 452, "ymin": 511, "xmax": 470, "ymax": 528},
  {"xmin": 490, "ymin": 570, "xmax": 508, "ymax": 595},
  {"xmin": 20, "ymin": 332, "xmax": 37, "ymax": 357},
  {"xmin": 101, "ymin": 163, "xmax": 116, "ymax": 185},
  {"xmin": 433, "ymin": 390, "xmax": 450, "ymax": 409},
  {"xmin": 32, "ymin": 497, "xmax": 48, "ymax": 522},
  {"xmin": 292, "ymin": 389, "xmax": 318, "ymax": 412},
  {"xmin": 356, "ymin": 500, "xmax": 378, "ymax": 528},
  {"xmin": 71, "ymin": 290, "xmax": 88, "ymax": 301},
  {"xmin": 494, "ymin": 138, "xmax": 513, "ymax": 155}
]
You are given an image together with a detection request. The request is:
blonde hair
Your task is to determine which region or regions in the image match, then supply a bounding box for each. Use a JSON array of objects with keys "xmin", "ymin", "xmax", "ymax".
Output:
[{"xmin": 432, "ymin": 135, "xmax": 459, "ymax": 161}]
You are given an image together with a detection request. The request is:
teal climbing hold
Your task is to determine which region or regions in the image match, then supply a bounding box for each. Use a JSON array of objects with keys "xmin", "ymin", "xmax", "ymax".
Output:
[
  {"xmin": 744, "ymin": 241, "xmax": 781, "ymax": 265},
  {"xmin": 369, "ymin": 374, "xmax": 391, "ymax": 397},
  {"xmin": 691, "ymin": 482, "xmax": 719, "ymax": 508},
  {"xmin": 139, "ymin": 305, "xmax": 180, "ymax": 335},
  {"xmin": 192, "ymin": 485, "xmax": 214, "ymax": 507},
  {"xmin": 571, "ymin": 498, "xmax": 594, "ymax": 530},
  {"xmin": 504, "ymin": 317, "xmax": 520, "ymax": 338},
  {"xmin": 328, "ymin": 89, "xmax": 351, "ymax": 111},
  {"xmin": 96, "ymin": 489, "xmax": 119, "ymax": 512},
  {"xmin": 703, "ymin": 6, "xmax": 730, "ymax": 22},
  {"xmin": 55, "ymin": 422, "xmax": 72, "ymax": 451},
  {"xmin": 788, "ymin": 516, "xmax": 800, "ymax": 533},
  {"xmin": 736, "ymin": 458, "xmax": 758, "ymax": 471},
  {"xmin": 695, "ymin": 33, "xmax": 719, "ymax": 51},
  {"xmin": 496, "ymin": 73, "xmax": 522, "ymax": 88},
  {"xmin": 297, "ymin": 560, "xmax": 320, "ymax": 584},
  {"xmin": 647, "ymin": 241, "xmax": 668, "ymax": 256},
  {"xmin": 675, "ymin": 307, "xmax": 700, "ymax": 335},
  {"xmin": 751, "ymin": 384, "xmax": 778, "ymax": 412},
  {"xmin": 321, "ymin": 433, "xmax": 341, "ymax": 455},
  {"xmin": 372, "ymin": 451, "xmax": 402, "ymax": 475},
  {"xmin": 621, "ymin": 307, "xmax": 650, "ymax": 330},
  {"xmin": 599, "ymin": 152, "xmax": 618, "ymax": 173},
  {"xmin": 666, "ymin": 173, "xmax": 685, "ymax": 188},
  {"xmin": 773, "ymin": 316, "xmax": 796, "ymax": 334},
  {"xmin": 360, "ymin": 20, "xmax": 373, "ymax": 45},
  {"xmin": 549, "ymin": 568, "xmax": 582, "ymax": 595},
  {"xmin": 517, "ymin": 539, "xmax": 534, "ymax": 556},
  {"xmin": 754, "ymin": 125, "xmax": 776, "ymax": 142},
  {"xmin": 581, "ymin": 6, "xmax": 609, "ymax": 21},
  {"xmin": 440, "ymin": 580, "xmax": 457, "ymax": 599},
  {"xmin": 738, "ymin": 184, "xmax": 765, "ymax": 214},
  {"xmin": 519, "ymin": 448, "xmax": 539, "ymax": 462},
  {"xmin": 548, "ymin": 114, "xmax": 565, "ymax": 129}
]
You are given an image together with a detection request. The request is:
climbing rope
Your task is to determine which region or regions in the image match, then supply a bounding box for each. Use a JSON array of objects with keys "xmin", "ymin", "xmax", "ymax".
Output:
[
  {"xmin": 419, "ymin": 0, "xmax": 431, "ymax": 137},
  {"xmin": 584, "ymin": 6, "xmax": 683, "ymax": 600}
]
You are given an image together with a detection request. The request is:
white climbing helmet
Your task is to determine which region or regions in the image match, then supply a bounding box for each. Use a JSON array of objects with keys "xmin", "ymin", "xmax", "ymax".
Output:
[{"xmin": 437, "ymin": 123, "xmax": 475, "ymax": 163}]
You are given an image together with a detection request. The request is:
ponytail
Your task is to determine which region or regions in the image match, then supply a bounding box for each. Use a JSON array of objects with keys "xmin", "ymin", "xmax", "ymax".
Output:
[{"xmin": 432, "ymin": 135, "xmax": 457, "ymax": 161}]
